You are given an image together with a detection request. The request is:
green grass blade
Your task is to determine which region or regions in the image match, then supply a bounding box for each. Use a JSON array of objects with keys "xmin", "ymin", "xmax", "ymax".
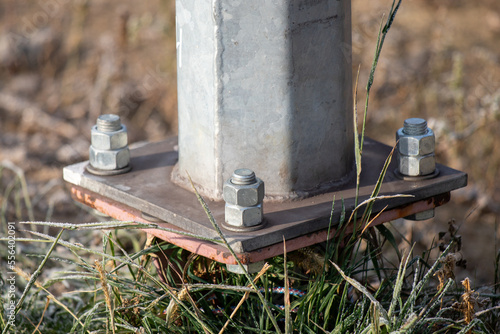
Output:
[
  {"xmin": 388, "ymin": 247, "xmax": 413, "ymax": 319},
  {"xmin": 360, "ymin": 145, "xmax": 397, "ymax": 224},
  {"xmin": 331, "ymin": 261, "xmax": 389, "ymax": 324},
  {"xmin": 1, "ymin": 229, "xmax": 65, "ymax": 334},
  {"xmin": 375, "ymin": 225, "xmax": 401, "ymax": 260},
  {"xmin": 24, "ymin": 230, "xmax": 216, "ymax": 333}
]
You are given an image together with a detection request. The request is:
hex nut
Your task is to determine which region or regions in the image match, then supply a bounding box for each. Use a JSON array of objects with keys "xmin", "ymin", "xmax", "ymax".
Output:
[
  {"xmin": 223, "ymin": 178, "xmax": 264, "ymax": 207},
  {"xmin": 398, "ymin": 154, "xmax": 436, "ymax": 176},
  {"xmin": 91, "ymin": 125, "xmax": 128, "ymax": 150},
  {"xmin": 89, "ymin": 146, "xmax": 130, "ymax": 170},
  {"xmin": 397, "ymin": 128, "xmax": 435, "ymax": 156},
  {"xmin": 225, "ymin": 203, "xmax": 263, "ymax": 227}
]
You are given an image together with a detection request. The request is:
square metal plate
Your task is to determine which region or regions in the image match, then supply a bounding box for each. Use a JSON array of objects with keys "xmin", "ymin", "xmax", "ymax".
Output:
[{"xmin": 64, "ymin": 137, "xmax": 467, "ymax": 256}]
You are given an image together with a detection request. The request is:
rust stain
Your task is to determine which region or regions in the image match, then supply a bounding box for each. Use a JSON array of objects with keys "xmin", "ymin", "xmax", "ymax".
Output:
[
  {"xmin": 71, "ymin": 185, "xmax": 453, "ymax": 266},
  {"xmin": 71, "ymin": 186, "xmax": 239, "ymax": 263}
]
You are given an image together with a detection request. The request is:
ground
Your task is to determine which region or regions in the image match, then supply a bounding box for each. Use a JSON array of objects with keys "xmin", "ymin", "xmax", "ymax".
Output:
[{"xmin": 1, "ymin": 0, "xmax": 500, "ymax": 287}]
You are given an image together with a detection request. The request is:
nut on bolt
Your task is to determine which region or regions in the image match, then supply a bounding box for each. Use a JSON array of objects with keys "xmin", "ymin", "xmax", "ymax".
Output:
[
  {"xmin": 396, "ymin": 118, "xmax": 436, "ymax": 178},
  {"xmin": 223, "ymin": 169, "xmax": 264, "ymax": 231},
  {"xmin": 404, "ymin": 209, "xmax": 435, "ymax": 221},
  {"xmin": 87, "ymin": 114, "xmax": 131, "ymax": 175}
]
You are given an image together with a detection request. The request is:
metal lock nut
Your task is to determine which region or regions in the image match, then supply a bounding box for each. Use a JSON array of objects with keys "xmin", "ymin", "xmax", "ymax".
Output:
[
  {"xmin": 88, "ymin": 114, "xmax": 131, "ymax": 172},
  {"xmin": 397, "ymin": 128, "xmax": 435, "ymax": 156},
  {"xmin": 223, "ymin": 178, "xmax": 264, "ymax": 207},
  {"xmin": 89, "ymin": 146, "xmax": 130, "ymax": 170},
  {"xmin": 398, "ymin": 154, "xmax": 436, "ymax": 176},
  {"xmin": 396, "ymin": 118, "xmax": 436, "ymax": 177},
  {"xmin": 223, "ymin": 169, "xmax": 264, "ymax": 230},
  {"xmin": 225, "ymin": 203, "xmax": 263, "ymax": 228},
  {"xmin": 91, "ymin": 124, "xmax": 128, "ymax": 150}
]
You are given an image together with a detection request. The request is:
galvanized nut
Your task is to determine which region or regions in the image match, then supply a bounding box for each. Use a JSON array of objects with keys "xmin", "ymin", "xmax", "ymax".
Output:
[
  {"xmin": 89, "ymin": 146, "xmax": 130, "ymax": 170},
  {"xmin": 396, "ymin": 118, "xmax": 436, "ymax": 177},
  {"xmin": 89, "ymin": 114, "xmax": 130, "ymax": 171},
  {"xmin": 225, "ymin": 203, "xmax": 263, "ymax": 228},
  {"xmin": 223, "ymin": 170, "xmax": 264, "ymax": 207},
  {"xmin": 91, "ymin": 116, "xmax": 128, "ymax": 150},
  {"xmin": 396, "ymin": 118, "xmax": 435, "ymax": 156},
  {"xmin": 223, "ymin": 169, "xmax": 264, "ymax": 229},
  {"xmin": 398, "ymin": 155, "xmax": 436, "ymax": 177}
]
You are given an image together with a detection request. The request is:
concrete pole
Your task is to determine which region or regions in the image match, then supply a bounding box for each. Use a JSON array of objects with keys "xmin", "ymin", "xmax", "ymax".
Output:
[{"xmin": 172, "ymin": 0, "xmax": 354, "ymax": 201}]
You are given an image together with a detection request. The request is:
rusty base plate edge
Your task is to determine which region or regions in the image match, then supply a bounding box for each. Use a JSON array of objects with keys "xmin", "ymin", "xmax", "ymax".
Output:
[{"xmin": 70, "ymin": 185, "xmax": 450, "ymax": 265}]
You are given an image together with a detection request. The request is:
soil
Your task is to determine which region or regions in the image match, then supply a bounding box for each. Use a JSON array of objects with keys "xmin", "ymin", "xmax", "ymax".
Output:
[{"xmin": 1, "ymin": 0, "xmax": 500, "ymax": 287}]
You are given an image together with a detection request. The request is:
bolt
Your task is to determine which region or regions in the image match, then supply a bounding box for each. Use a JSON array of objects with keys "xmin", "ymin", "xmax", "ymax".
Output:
[
  {"xmin": 96, "ymin": 114, "xmax": 122, "ymax": 132},
  {"xmin": 226, "ymin": 261, "xmax": 265, "ymax": 274},
  {"xmin": 87, "ymin": 114, "xmax": 131, "ymax": 175},
  {"xmin": 223, "ymin": 168, "xmax": 264, "ymax": 231},
  {"xmin": 403, "ymin": 118, "xmax": 428, "ymax": 136},
  {"xmin": 231, "ymin": 168, "xmax": 257, "ymax": 185},
  {"xmin": 404, "ymin": 209, "xmax": 435, "ymax": 221},
  {"xmin": 396, "ymin": 118, "xmax": 436, "ymax": 177}
]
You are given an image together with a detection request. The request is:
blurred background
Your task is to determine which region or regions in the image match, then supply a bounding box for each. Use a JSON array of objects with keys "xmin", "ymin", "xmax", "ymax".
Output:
[{"xmin": 0, "ymin": 0, "xmax": 499, "ymax": 285}]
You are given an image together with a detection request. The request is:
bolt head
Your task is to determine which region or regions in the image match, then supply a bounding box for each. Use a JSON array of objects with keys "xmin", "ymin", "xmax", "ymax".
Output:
[
  {"xmin": 91, "ymin": 125, "xmax": 128, "ymax": 150},
  {"xmin": 89, "ymin": 146, "xmax": 130, "ymax": 170},
  {"xmin": 225, "ymin": 203, "xmax": 263, "ymax": 227},
  {"xmin": 398, "ymin": 154, "xmax": 436, "ymax": 176},
  {"xmin": 397, "ymin": 128, "xmax": 435, "ymax": 156}
]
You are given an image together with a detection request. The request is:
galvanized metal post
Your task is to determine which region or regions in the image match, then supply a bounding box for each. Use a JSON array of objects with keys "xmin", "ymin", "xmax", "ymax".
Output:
[{"xmin": 173, "ymin": 0, "xmax": 354, "ymax": 200}]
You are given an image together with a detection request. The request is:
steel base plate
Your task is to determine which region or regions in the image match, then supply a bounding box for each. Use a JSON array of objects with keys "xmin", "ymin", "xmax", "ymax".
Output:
[{"xmin": 64, "ymin": 137, "xmax": 467, "ymax": 257}]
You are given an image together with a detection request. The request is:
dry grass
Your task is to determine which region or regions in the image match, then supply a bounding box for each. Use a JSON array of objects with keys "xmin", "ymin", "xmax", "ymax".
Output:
[
  {"xmin": 0, "ymin": 1, "xmax": 499, "ymax": 282},
  {"xmin": 1, "ymin": 0, "xmax": 500, "ymax": 332}
]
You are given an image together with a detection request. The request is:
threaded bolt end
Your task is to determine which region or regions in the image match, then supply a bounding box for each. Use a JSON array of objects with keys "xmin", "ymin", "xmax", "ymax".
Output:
[
  {"xmin": 403, "ymin": 118, "xmax": 427, "ymax": 135},
  {"xmin": 231, "ymin": 169, "xmax": 256, "ymax": 185},
  {"xmin": 97, "ymin": 114, "xmax": 122, "ymax": 132}
]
